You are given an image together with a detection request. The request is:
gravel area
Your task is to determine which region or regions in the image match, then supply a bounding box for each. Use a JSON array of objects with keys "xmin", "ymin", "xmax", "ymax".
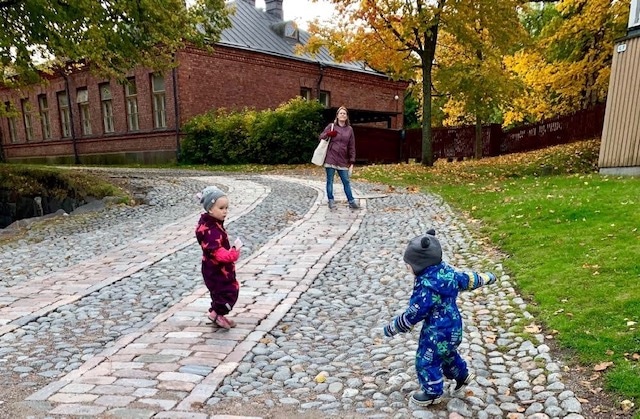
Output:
[{"xmin": 0, "ymin": 168, "xmax": 632, "ymax": 419}]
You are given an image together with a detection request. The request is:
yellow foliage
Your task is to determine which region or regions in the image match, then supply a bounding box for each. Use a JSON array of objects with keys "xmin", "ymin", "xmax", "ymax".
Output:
[{"xmin": 504, "ymin": 0, "xmax": 630, "ymax": 125}]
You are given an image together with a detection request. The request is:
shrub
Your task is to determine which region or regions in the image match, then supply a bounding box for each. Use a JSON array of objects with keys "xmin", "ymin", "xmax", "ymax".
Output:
[
  {"xmin": 180, "ymin": 97, "xmax": 324, "ymax": 165},
  {"xmin": 180, "ymin": 108, "xmax": 253, "ymax": 165}
]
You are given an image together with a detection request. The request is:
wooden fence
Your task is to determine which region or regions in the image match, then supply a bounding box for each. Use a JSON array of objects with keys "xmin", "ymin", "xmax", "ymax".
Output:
[{"xmin": 353, "ymin": 104, "xmax": 606, "ymax": 164}]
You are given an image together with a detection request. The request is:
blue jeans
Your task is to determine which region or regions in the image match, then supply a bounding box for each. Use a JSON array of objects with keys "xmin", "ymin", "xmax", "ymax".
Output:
[{"xmin": 325, "ymin": 167, "xmax": 355, "ymax": 203}]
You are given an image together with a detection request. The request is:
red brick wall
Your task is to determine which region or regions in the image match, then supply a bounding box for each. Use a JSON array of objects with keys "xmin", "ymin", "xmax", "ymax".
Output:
[
  {"xmin": 0, "ymin": 67, "xmax": 177, "ymax": 162},
  {"xmin": 177, "ymin": 46, "xmax": 405, "ymax": 124},
  {"xmin": 1, "ymin": 46, "xmax": 407, "ymax": 163}
]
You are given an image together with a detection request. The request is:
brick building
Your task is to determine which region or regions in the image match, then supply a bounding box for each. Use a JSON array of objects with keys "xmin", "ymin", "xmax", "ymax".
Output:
[{"xmin": 0, "ymin": 0, "xmax": 408, "ymax": 164}]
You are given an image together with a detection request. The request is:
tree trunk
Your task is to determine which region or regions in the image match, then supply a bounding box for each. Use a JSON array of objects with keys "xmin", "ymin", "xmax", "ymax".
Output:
[
  {"xmin": 421, "ymin": 56, "xmax": 433, "ymax": 166},
  {"xmin": 419, "ymin": 0, "xmax": 444, "ymax": 166},
  {"xmin": 475, "ymin": 113, "xmax": 482, "ymax": 159}
]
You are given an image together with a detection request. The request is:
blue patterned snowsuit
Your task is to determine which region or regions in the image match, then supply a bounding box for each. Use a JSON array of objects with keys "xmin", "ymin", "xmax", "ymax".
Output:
[{"xmin": 385, "ymin": 262, "xmax": 495, "ymax": 397}]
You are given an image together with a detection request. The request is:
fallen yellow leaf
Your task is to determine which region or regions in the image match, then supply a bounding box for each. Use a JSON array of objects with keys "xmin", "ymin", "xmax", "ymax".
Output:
[
  {"xmin": 621, "ymin": 400, "xmax": 635, "ymax": 412},
  {"xmin": 593, "ymin": 361, "xmax": 613, "ymax": 372},
  {"xmin": 524, "ymin": 323, "xmax": 541, "ymax": 333}
]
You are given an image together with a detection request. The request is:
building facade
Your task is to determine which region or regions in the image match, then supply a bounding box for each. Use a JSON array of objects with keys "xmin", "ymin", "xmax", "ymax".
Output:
[
  {"xmin": 598, "ymin": 0, "xmax": 640, "ymax": 175},
  {"xmin": 0, "ymin": 0, "xmax": 407, "ymax": 164}
]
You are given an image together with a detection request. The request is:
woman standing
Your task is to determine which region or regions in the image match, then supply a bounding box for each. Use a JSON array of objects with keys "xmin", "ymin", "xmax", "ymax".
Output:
[{"xmin": 319, "ymin": 106, "xmax": 360, "ymax": 210}]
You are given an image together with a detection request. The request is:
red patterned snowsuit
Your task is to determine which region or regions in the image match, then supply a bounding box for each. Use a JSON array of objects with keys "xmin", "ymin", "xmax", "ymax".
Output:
[{"xmin": 195, "ymin": 213, "xmax": 240, "ymax": 316}]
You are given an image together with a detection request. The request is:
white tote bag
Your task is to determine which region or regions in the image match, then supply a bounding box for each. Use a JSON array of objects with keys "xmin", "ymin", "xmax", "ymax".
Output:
[{"xmin": 311, "ymin": 123, "xmax": 333, "ymax": 166}]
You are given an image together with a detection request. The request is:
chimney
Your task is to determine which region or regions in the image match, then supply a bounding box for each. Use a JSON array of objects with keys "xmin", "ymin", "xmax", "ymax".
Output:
[{"xmin": 265, "ymin": 0, "xmax": 283, "ymax": 20}]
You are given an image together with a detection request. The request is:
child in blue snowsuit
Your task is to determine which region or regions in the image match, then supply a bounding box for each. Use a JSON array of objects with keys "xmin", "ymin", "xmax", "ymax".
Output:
[{"xmin": 383, "ymin": 229, "xmax": 497, "ymax": 407}]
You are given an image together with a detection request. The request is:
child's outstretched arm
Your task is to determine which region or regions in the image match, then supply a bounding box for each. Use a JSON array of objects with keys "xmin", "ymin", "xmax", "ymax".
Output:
[
  {"xmin": 383, "ymin": 292, "xmax": 434, "ymax": 337},
  {"xmin": 455, "ymin": 270, "xmax": 497, "ymax": 291}
]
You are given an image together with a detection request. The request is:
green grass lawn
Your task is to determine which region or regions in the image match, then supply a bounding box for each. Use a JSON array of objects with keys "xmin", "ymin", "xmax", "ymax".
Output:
[{"xmin": 355, "ymin": 139, "xmax": 640, "ymax": 409}]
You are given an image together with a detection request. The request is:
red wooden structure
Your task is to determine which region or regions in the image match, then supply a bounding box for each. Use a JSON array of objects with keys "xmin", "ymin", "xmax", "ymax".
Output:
[{"xmin": 353, "ymin": 104, "xmax": 605, "ymax": 164}]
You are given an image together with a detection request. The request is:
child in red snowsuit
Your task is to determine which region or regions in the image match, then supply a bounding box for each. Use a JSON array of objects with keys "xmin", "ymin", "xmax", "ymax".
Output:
[{"xmin": 195, "ymin": 186, "xmax": 242, "ymax": 329}]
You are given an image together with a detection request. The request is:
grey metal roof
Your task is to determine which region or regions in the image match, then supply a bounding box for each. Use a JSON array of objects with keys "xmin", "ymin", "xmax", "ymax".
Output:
[{"xmin": 219, "ymin": 1, "xmax": 384, "ymax": 77}]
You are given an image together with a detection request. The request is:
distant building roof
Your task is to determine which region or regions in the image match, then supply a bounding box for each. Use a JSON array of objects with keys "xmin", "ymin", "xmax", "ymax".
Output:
[{"xmin": 220, "ymin": 0, "xmax": 384, "ymax": 77}]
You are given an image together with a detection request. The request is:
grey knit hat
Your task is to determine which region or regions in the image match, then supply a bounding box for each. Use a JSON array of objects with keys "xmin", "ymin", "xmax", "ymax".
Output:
[
  {"xmin": 403, "ymin": 229, "xmax": 443, "ymax": 274},
  {"xmin": 200, "ymin": 186, "xmax": 226, "ymax": 211}
]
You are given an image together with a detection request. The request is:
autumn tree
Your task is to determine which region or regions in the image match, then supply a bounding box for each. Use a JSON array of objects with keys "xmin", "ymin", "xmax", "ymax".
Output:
[
  {"xmin": 0, "ymin": 0, "xmax": 230, "ymax": 86},
  {"xmin": 434, "ymin": 0, "xmax": 524, "ymax": 158},
  {"xmin": 306, "ymin": 0, "xmax": 532, "ymax": 164},
  {"xmin": 305, "ymin": 0, "xmax": 448, "ymax": 166},
  {"xmin": 503, "ymin": 0, "xmax": 630, "ymax": 125}
]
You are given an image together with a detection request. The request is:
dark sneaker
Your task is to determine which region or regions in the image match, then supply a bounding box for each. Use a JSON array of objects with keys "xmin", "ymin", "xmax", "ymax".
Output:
[
  {"xmin": 348, "ymin": 201, "xmax": 360, "ymax": 210},
  {"xmin": 328, "ymin": 199, "xmax": 336, "ymax": 209},
  {"xmin": 410, "ymin": 391, "xmax": 442, "ymax": 407},
  {"xmin": 454, "ymin": 372, "xmax": 475, "ymax": 392}
]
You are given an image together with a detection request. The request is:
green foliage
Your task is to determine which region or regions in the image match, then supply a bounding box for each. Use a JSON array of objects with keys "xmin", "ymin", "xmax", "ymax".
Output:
[
  {"xmin": 355, "ymin": 140, "xmax": 640, "ymax": 406},
  {"xmin": 434, "ymin": 0, "xmax": 526, "ymax": 132},
  {"xmin": 0, "ymin": 164, "xmax": 125, "ymax": 200},
  {"xmin": 180, "ymin": 108, "xmax": 254, "ymax": 165},
  {"xmin": 504, "ymin": 0, "xmax": 630, "ymax": 124},
  {"xmin": 0, "ymin": 0, "xmax": 230, "ymax": 85},
  {"xmin": 403, "ymin": 93, "xmax": 422, "ymax": 129},
  {"xmin": 520, "ymin": 3, "xmax": 560, "ymax": 39},
  {"xmin": 180, "ymin": 98, "xmax": 325, "ymax": 165}
]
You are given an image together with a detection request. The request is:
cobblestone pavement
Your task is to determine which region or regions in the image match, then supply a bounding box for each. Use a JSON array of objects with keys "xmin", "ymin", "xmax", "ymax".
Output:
[{"xmin": 0, "ymin": 169, "xmax": 596, "ymax": 418}]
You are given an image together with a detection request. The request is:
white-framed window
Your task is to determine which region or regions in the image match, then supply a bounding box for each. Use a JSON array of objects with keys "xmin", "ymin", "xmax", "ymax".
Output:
[
  {"xmin": 630, "ymin": 0, "xmax": 640, "ymax": 29},
  {"xmin": 319, "ymin": 90, "xmax": 330, "ymax": 107},
  {"xmin": 57, "ymin": 91, "xmax": 71, "ymax": 138},
  {"xmin": 151, "ymin": 73, "xmax": 166, "ymax": 129},
  {"xmin": 8, "ymin": 117, "xmax": 17, "ymax": 143},
  {"xmin": 5, "ymin": 102, "xmax": 18, "ymax": 143},
  {"xmin": 284, "ymin": 21, "xmax": 299, "ymax": 40},
  {"xmin": 100, "ymin": 83, "xmax": 114, "ymax": 133},
  {"xmin": 77, "ymin": 88, "xmax": 91, "ymax": 135},
  {"xmin": 21, "ymin": 98, "xmax": 33, "ymax": 141},
  {"xmin": 300, "ymin": 87, "xmax": 312, "ymax": 101},
  {"xmin": 125, "ymin": 78, "xmax": 139, "ymax": 131},
  {"xmin": 38, "ymin": 94, "xmax": 51, "ymax": 139}
]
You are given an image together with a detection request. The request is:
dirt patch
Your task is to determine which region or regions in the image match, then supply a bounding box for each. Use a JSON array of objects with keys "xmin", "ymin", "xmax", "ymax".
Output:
[{"xmin": 541, "ymin": 335, "xmax": 636, "ymax": 418}]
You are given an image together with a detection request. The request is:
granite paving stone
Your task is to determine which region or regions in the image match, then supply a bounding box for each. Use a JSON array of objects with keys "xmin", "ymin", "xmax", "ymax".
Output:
[{"xmin": 0, "ymin": 169, "xmax": 591, "ymax": 419}]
